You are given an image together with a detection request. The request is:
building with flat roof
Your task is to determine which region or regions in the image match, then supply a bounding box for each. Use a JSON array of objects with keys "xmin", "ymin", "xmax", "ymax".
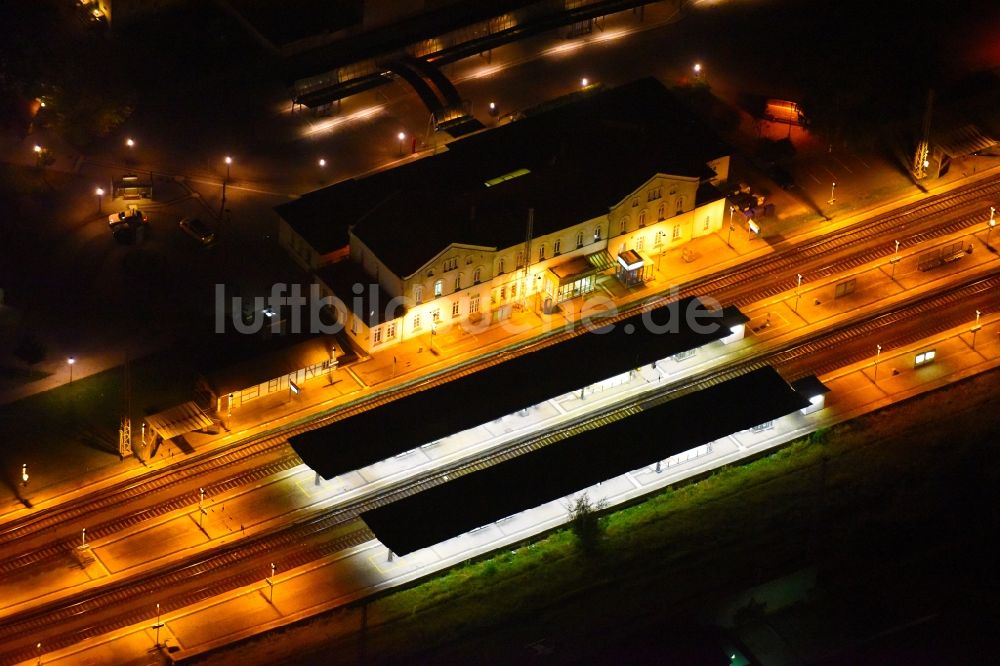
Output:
[{"xmin": 277, "ymin": 78, "xmax": 731, "ymax": 353}]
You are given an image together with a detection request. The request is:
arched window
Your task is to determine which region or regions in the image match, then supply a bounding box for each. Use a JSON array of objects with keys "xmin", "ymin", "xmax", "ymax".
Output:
[
  {"xmin": 498, "ymin": 258, "xmax": 505, "ymax": 274},
  {"xmin": 594, "ymin": 226, "xmax": 602, "ymax": 241},
  {"xmin": 538, "ymin": 245, "xmax": 546, "ymax": 261},
  {"xmin": 675, "ymin": 196, "xmax": 685, "ymax": 214},
  {"xmin": 619, "ymin": 217, "xmax": 627, "ymax": 234},
  {"xmin": 454, "ymin": 274, "xmax": 461, "ymax": 292},
  {"xmin": 657, "ymin": 203, "xmax": 665, "ymax": 220},
  {"xmin": 433, "ymin": 279, "xmax": 443, "ymax": 297},
  {"xmin": 553, "ymin": 239, "xmax": 561, "ymax": 255},
  {"xmin": 576, "ymin": 231, "xmax": 584, "ymax": 249},
  {"xmin": 473, "ymin": 267, "xmax": 481, "ymax": 284},
  {"xmin": 414, "ymin": 285, "xmax": 423, "ymax": 304},
  {"xmin": 639, "ymin": 210, "xmax": 646, "ymax": 227}
]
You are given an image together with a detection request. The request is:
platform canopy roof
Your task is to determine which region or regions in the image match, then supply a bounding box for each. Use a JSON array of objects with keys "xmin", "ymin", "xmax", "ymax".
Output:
[
  {"xmin": 290, "ymin": 297, "xmax": 745, "ymax": 479},
  {"xmin": 362, "ymin": 366, "xmax": 810, "ymax": 555}
]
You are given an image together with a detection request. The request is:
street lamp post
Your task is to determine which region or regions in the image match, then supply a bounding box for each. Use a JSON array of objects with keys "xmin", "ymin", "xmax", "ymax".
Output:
[
  {"xmin": 153, "ymin": 603, "xmax": 164, "ymax": 648},
  {"xmin": 198, "ymin": 487, "xmax": 205, "ymax": 527},
  {"xmin": 95, "ymin": 187, "xmax": 104, "ymax": 214},
  {"xmin": 873, "ymin": 344, "xmax": 882, "ymax": 381},
  {"xmin": 693, "ymin": 62, "xmax": 702, "ymax": 80},
  {"xmin": 21, "ymin": 464, "xmax": 28, "ymax": 487},
  {"xmin": 397, "ymin": 132, "xmax": 406, "ymax": 156},
  {"xmin": 972, "ymin": 309, "xmax": 982, "ymax": 349},
  {"xmin": 81, "ymin": 527, "xmax": 87, "ymax": 548},
  {"xmin": 67, "ymin": 357, "xmax": 75, "ymax": 384},
  {"xmin": 794, "ymin": 273, "xmax": 803, "ymax": 313},
  {"xmin": 224, "ymin": 156, "xmax": 232, "ymax": 182},
  {"xmin": 727, "ymin": 205, "xmax": 735, "ymax": 247},
  {"xmin": 267, "ymin": 562, "xmax": 276, "ymax": 603},
  {"xmin": 828, "ymin": 181, "xmax": 837, "ymax": 205},
  {"xmin": 890, "ymin": 239, "xmax": 901, "ymax": 280},
  {"xmin": 987, "ymin": 206, "xmax": 996, "ymax": 250}
]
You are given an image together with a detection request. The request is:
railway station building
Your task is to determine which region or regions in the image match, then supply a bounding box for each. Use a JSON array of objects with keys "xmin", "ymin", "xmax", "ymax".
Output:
[{"xmin": 276, "ymin": 77, "xmax": 731, "ymax": 354}]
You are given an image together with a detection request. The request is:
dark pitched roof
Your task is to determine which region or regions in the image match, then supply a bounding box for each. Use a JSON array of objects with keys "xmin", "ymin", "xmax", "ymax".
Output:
[
  {"xmin": 361, "ymin": 366, "xmax": 810, "ymax": 555},
  {"xmin": 276, "ymin": 78, "xmax": 729, "ymax": 272},
  {"xmin": 314, "ymin": 260, "xmax": 406, "ymax": 326},
  {"xmin": 289, "ymin": 298, "xmax": 742, "ymax": 479}
]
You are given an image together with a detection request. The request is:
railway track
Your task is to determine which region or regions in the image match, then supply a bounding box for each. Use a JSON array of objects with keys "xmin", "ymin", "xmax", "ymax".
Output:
[
  {"xmin": 1, "ymin": 269, "xmax": 996, "ymax": 665},
  {"xmin": 1, "ymin": 175, "xmax": 996, "ymax": 572}
]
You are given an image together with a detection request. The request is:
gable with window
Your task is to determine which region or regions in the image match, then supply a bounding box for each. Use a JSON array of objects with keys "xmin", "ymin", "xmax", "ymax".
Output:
[
  {"xmin": 444, "ymin": 257, "xmax": 458, "ymax": 271},
  {"xmin": 647, "ymin": 187, "xmax": 662, "ymax": 201}
]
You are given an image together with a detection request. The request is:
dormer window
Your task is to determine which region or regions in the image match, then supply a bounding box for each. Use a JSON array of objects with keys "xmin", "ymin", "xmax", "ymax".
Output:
[
  {"xmin": 444, "ymin": 258, "xmax": 458, "ymax": 272},
  {"xmin": 647, "ymin": 187, "xmax": 662, "ymax": 201}
]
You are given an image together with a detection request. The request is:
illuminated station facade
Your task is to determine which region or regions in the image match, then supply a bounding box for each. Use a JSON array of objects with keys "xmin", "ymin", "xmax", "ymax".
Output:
[{"xmin": 276, "ymin": 78, "xmax": 732, "ymax": 353}]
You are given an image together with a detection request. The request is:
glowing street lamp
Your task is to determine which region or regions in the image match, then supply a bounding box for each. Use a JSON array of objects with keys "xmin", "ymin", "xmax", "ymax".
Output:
[
  {"xmin": 488, "ymin": 101, "xmax": 498, "ymax": 117},
  {"xmin": 873, "ymin": 344, "xmax": 882, "ymax": 381},
  {"xmin": 828, "ymin": 181, "xmax": 837, "ymax": 205},
  {"xmin": 727, "ymin": 205, "xmax": 736, "ymax": 247},
  {"xmin": 693, "ymin": 62, "xmax": 702, "ymax": 79},
  {"xmin": 580, "ymin": 77, "xmax": 589, "ymax": 87},
  {"xmin": 67, "ymin": 356, "xmax": 75, "ymax": 384},
  {"xmin": 318, "ymin": 158, "xmax": 326, "ymax": 167},
  {"xmin": 266, "ymin": 562, "xmax": 276, "ymax": 603},
  {"xmin": 987, "ymin": 206, "xmax": 996, "ymax": 250},
  {"xmin": 794, "ymin": 273, "xmax": 803, "ymax": 313},
  {"xmin": 33, "ymin": 145, "xmax": 42, "ymax": 154},
  {"xmin": 95, "ymin": 187, "xmax": 104, "ymax": 214},
  {"xmin": 224, "ymin": 156, "xmax": 232, "ymax": 182},
  {"xmin": 125, "ymin": 137, "xmax": 135, "ymax": 148},
  {"xmin": 397, "ymin": 132, "xmax": 406, "ymax": 156},
  {"xmin": 972, "ymin": 309, "xmax": 983, "ymax": 349},
  {"xmin": 152, "ymin": 603, "xmax": 164, "ymax": 648},
  {"xmin": 890, "ymin": 239, "xmax": 901, "ymax": 280},
  {"xmin": 21, "ymin": 464, "xmax": 28, "ymax": 487}
]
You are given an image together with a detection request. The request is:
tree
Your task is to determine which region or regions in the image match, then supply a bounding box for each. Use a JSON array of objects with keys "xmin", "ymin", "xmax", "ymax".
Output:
[
  {"xmin": 14, "ymin": 334, "xmax": 46, "ymax": 367},
  {"xmin": 569, "ymin": 493, "xmax": 607, "ymax": 553}
]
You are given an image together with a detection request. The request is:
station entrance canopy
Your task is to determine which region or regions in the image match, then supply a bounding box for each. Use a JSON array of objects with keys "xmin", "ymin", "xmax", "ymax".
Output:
[{"xmin": 146, "ymin": 402, "xmax": 214, "ymax": 441}]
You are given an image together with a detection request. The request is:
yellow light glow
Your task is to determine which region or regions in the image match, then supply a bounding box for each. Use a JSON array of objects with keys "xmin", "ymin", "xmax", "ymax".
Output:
[
  {"xmin": 95, "ymin": 187, "xmax": 104, "ymax": 195},
  {"xmin": 33, "ymin": 145, "xmax": 41, "ymax": 153},
  {"xmin": 301, "ymin": 104, "xmax": 387, "ymax": 137},
  {"xmin": 544, "ymin": 42, "xmax": 583, "ymax": 57},
  {"xmin": 593, "ymin": 29, "xmax": 627, "ymax": 43}
]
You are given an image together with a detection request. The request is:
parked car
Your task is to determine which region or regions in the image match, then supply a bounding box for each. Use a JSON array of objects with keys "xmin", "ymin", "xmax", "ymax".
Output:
[
  {"xmin": 179, "ymin": 217, "xmax": 215, "ymax": 245},
  {"xmin": 108, "ymin": 209, "xmax": 148, "ymax": 227}
]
